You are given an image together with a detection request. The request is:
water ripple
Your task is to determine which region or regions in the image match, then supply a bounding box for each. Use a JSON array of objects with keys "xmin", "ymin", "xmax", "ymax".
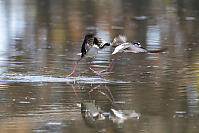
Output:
[{"xmin": 0, "ymin": 73, "xmax": 131, "ymax": 84}]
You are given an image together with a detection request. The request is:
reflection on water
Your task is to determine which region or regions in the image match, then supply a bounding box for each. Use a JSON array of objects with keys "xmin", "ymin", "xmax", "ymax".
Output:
[
  {"xmin": 0, "ymin": 0, "xmax": 199, "ymax": 133},
  {"xmin": 146, "ymin": 25, "xmax": 160, "ymax": 49}
]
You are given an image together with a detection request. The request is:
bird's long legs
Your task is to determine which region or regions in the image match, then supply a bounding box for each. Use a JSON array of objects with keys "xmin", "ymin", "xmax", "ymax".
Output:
[
  {"xmin": 68, "ymin": 58, "xmax": 82, "ymax": 77},
  {"xmin": 89, "ymin": 62, "xmax": 104, "ymax": 78},
  {"xmin": 88, "ymin": 84, "xmax": 117, "ymax": 107},
  {"xmin": 68, "ymin": 52, "xmax": 122, "ymax": 78},
  {"xmin": 100, "ymin": 52, "xmax": 122, "ymax": 73},
  {"xmin": 68, "ymin": 57, "xmax": 104, "ymax": 78},
  {"xmin": 89, "ymin": 59, "xmax": 104, "ymax": 78},
  {"xmin": 67, "ymin": 82, "xmax": 79, "ymax": 97}
]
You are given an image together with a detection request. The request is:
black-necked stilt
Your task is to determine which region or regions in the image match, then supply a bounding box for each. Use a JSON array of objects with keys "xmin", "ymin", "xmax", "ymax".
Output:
[
  {"xmin": 111, "ymin": 35, "xmax": 147, "ymax": 55},
  {"xmin": 111, "ymin": 35, "xmax": 167, "ymax": 54},
  {"xmin": 100, "ymin": 35, "xmax": 167, "ymax": 73},
  {"xmin": 68, "ymin": 34, "xmax": 110, "ymax": 78},
  {"xmin": 112, "ymin": 42, "xmax": 148, "ymax": 54},
  {"xmin": 100, "ymin": 35, "xmax": 147, "ymax": 73}
]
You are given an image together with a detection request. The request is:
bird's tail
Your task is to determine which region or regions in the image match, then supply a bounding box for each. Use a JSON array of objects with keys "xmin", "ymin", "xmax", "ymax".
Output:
[
  {"xmin": 147, "ymin": 47, "xmax": 168, "ymax": 53},
  {"xmin": 111, "ymin": 35, "xmax": 127, "ymax": 47}
]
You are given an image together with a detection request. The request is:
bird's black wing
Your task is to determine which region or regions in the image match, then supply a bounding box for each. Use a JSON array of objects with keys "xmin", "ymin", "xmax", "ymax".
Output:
[
  {"xmin": 147, "ymin": 48, "xmax": 167, "ymax": 53},
  {"xmin": 81, "ymin": 41, "xmax": 87, "ymax": 57},
  {"xmin": 81, "ymin": 34, "xmax": 95, "ymax": 57}
]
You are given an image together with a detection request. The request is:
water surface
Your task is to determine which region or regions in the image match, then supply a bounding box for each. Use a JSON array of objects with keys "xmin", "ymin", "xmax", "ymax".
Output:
[{"xmin": 0, "ymin": 0, "xmax": 199, "ymax": 133}]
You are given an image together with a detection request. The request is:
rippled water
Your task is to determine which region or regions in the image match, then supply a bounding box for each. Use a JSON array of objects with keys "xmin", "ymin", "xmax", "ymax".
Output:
[{"xmin": 0, "ymin": 0, "xmax": 199, "ymax": 133}]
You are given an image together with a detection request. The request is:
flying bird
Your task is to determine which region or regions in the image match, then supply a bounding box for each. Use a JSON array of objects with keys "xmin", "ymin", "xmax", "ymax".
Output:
[
  {"xmin": 67, "ymin": 34, "xmax": 110, "ymax": 78},
  {"xmin": 112, "ymin": 42, "xmax": 147, "ymax": 55},
  {"xmin": 100, "ymin": 35, "xmax": 167, "ymax": 73},
  {"xmin": 111, "ymin": 35, "xmax": 167, "ymax": 55}
]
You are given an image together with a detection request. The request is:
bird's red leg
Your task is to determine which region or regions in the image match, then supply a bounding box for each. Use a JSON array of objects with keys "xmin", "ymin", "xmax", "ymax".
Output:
[
  {"xmin": 100, "ymin": 52, "xmax": 121, "ymax": 73},
  {"xmin": 98, "ymin": 90, "xmax": 117, "ymax": 107},
  {"xmin": 89, "ymin": 60, "xmax": 104, "ymax": 78},
  {"xmin": 88, "ymin": 84, "xmax": 101, "ymax": 100},
  {"xmin": 67, "ymin": 82, "xmax": 78, "ymax": 97},
  {"xmin": 88, "ymin": 84, "xmax": 101, "ymax": 93},
  {"xmin": 71, "ymin": 84, "xmax": 78, "ymax": 97},
  {"xmin": 68, "ymin": 58, "xmax": 81, "ymax": 77},
  {"xmin": 99, "ymin": 57, "xmax": 115, "ymax": 73},
  {"xmin": 105, "ymin": 85, "xmax": 114, "ymax": 102}
]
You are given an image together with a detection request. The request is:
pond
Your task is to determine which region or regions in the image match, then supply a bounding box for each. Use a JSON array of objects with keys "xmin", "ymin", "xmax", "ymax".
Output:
[{"xmin": 0, "ymin": 0, "xmax": 199, "ymax": 133}]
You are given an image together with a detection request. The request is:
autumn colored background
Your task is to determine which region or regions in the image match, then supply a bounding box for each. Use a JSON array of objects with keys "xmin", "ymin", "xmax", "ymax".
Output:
[{"xmin": 0, "ymin": 0, "xmax": 199, "ymax": 133}]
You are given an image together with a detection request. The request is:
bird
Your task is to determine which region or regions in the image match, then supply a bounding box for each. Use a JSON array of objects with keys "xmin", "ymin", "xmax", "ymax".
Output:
[
  {"xmin": 112, "ymin": 42, "xmax": 147, "ymax": 54},
  {"xmin": 100, "ymin": 35, "xmax": 167, "ymax": 73},
  {"xmin": 67, "ymin": 34, "xmax": 110, "ymax": 78},
  {"xmin": 100, "ymin": 35, "xmax": 147, "ymax": 73},
  {"xmin": 111, "ymin": 35, "xmax": 147, "ymax": 55},
  {"xmin": 111, "ymin": 35, "xmax": 167, "ymax": 55}
]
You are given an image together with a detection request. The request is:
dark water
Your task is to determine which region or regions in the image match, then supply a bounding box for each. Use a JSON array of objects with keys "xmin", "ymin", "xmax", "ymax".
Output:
[{"xmin": 0, "ymin": 0, "xmax": 199, "ymax": 132}]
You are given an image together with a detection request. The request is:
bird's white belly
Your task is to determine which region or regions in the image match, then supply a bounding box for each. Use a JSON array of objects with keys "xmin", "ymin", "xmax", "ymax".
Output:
[{"xmin": 85, "ymin": 46, "xmax": 99, "ymax": 58}]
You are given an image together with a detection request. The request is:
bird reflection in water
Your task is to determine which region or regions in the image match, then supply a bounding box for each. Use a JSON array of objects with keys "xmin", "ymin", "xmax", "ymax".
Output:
[
  {"xmin": 67, "ymin": 82, "xmax": 115, "ymax": 105},
  {"xmin": 67, "ymin": 82, "xmax": 140, "ymax": 127},
  {"xmin": 81, "ymin": 100, "xmax": 140, "ymax": 127}
]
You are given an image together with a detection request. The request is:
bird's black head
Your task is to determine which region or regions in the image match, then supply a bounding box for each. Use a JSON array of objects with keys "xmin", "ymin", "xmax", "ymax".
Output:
[
  {"xmin": 84, "ymin": 34, "xmax": 94, "ymax": 40},
  {"xmin": 133, "ymin": 42, "xmax": 141, "ymax": 47}
]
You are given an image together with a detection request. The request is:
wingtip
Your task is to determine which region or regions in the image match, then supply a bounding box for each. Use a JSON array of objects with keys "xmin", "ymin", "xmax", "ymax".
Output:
[
  {"xmin": 112, "ymin": 52, "xmax": 117, "ymax": 55},
  {"xmin": 148, "ymin": 47, "xmax": 168, "ymax": 53},
  {"xmin": 111, "ymin": 35, "xmax": 127, "ymax": 47}
]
